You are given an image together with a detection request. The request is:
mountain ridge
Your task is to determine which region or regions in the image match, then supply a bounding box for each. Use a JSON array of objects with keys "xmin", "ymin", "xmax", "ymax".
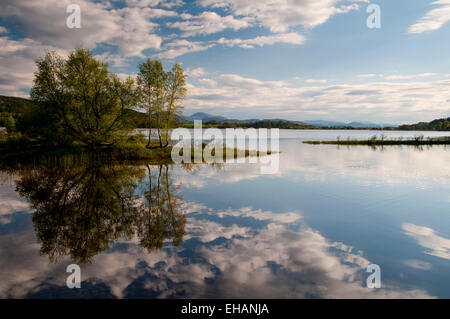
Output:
[{"xmin": 184, "ymin": 112, "xmax": 398, "ymax": 128}]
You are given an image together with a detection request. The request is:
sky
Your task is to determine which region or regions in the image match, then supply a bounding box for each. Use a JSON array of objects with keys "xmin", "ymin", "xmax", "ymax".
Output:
[{"xmin": 1, "ymin": 0, "xmax": 450, "ymax": 124}]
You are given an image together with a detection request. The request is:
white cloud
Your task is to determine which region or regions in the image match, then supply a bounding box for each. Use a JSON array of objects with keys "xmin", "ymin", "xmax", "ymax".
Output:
[
  {"xmin": 383, "ymin": 73, "xmax": 437, "ymax": 80},
  {"xmin": 195, "ymin": 222, "xmax": 433, "ymax": 298},
  {"xmin": 185, "ymin": 219, "xmax": 252, "ymax": 242},
  {"xmin": 183, "ymin": 201, "xmax": 302, "ymax": 224},
  {"xmin": 156, "ymin": 39, "xmax": 215, "ymax": 59},
  {"xmin": 198, "ymin": 0, "xmax": 365, "ymax": 32},
  {"xmin": 305, "ymin": 79, "xmax": 328, "ymax": 83},
  {"xmin": 0, "ymin": 176, "xmax": 30, "ymax": 225},
  {"xmin": 213, "ymin": 207, "xmax": 302, "ymax": 223},
  {"xmin": 186, "ymin": 67, "xmax": 207, "ymax": 77},
  {"xmin": 403, "ymin": 223, "xmax": 450, "ymax": 260},
  {"xmin": 157, "ymin": 33, "xmax": 305, "ymax": 59},
  {"xmin": 0, "ymin": 0, "xmax": 171, "ymax": 58},
  {"xmin": 409, "ymin": 0, "xmax": 450, "ymax": 34},
  {"xmin": 186, "ymin": 73, "xmax": 450, "ymax": 123},
  {"xmin": 357, "ymin": 73, "xmax": 379, "ymax": 78},
  {"xmin": 0, "ymin": 35, "xmax": 65, "ymax": 97},
  {"xmin": 357, "ymin": 73, "xmax": 437, "ymax": 80},
  {"xmin": 0, "ymin": 201, "xmax": 435, "ymax": 298},
  {"xmin": 167, "ymin": 11, "xmax": 252, "ymax": 37},
  {"xmin": 403, "ymin": 260, "xmax": 432, "ymax": 271},
  {"xmin": 215, "ymin": 74, "xmax": 287, "ymax": 89},
  {"xmin": 0, "ymin": 0, "xmax": 182, "ymax": 95},
  {"xmin": 217, "ymin": 32, "xmax": 305, "ymax": 48},
  {"xmin": 125, "ymin": 0, "xmax": 184, "ymax": 8}
]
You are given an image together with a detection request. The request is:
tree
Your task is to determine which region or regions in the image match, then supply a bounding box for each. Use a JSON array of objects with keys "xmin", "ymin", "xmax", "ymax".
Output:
[
  {"xmin": 137, "ymin": 59, "xmax": 166, "ymax": 148},
  {"xmin": 163, "ymin": 63, "xmax": 186, "ymax": 147},
  {"xmin": 28, "ymin": 48, "xmax": 137, "ymax": 148},
  {"xmin": 6, "ymin": 114, "xmax": 15, "ymax": 134},
  {"xmin": 22, "ymin": 51, "xmax": 72, "ymax": 146},
  {"xmin": 137, "ymin": 59, "xmax": 186, "ymax": 148},
  {"xmin": 438, "ymin": 120, "xmax": 450, "ymax": 131}
]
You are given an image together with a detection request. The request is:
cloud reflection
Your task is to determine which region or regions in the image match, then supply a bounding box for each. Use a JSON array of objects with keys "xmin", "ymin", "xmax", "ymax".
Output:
[
  {"xmin": 0, "ymin": 197, "xmax": 435, "ymax": 298},
  {"xmin": 403, "ymin": 223, "xmax": 450, "ymax": 260}
]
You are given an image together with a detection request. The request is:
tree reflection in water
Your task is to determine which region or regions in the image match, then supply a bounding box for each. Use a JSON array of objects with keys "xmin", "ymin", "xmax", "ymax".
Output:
[
  {"xmin": 15, "ymin": 163, "xmax": 186, "ymax": 264},
  {"xmin": 137, "ymin": 165, "xmax": 185, "ymax": 252}
]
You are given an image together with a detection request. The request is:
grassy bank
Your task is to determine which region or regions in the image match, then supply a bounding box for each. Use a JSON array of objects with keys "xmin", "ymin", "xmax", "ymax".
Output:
[
  {"xmin": 0, "ymin": 133, "xmax": 271, "ymax": 167},
  {"xmin": 303, "ymin": 136, "xmax": 450, "ymax": 146}
]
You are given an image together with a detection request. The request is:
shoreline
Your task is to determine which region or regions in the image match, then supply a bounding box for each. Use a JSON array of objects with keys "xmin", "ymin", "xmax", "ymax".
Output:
[{"xmin": 303, "ymin": 137, "xmax": 450, "ymax": 146}]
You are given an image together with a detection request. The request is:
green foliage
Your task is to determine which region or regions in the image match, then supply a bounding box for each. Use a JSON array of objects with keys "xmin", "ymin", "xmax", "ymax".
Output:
[
  {"xmin": 0, "ymin": 95, "xmax": 36, "ymax": 113},
  {"xmin": 27, "ymin": 48, "xmax": 138, "ymax": 148},
  {"xmin": 137, "ymin": 58, "xmax": 186, "ymax": 148},
  {"xmin": 193, "ymin": 120, "xmax": 316, "ymax": 129},
  {"xmin": 0, "ymin": 134, "xmax": 35, "ymax": 153},
  {"xmin": 399, "ymin": 117, "xmax": 450, "ymax": 131},
  {"xmin": 17, "ymin": 100, "xmax": 73, "ymax": 146},
  {"xmin": 6, "ymin": 114, "xmax": 15, "ymax": 133},
  {"xmin": 137, "ymin": 59, "xmax": 166, "ymax": 147},
  {"xmin": 20, "ymin": 49, "xmax": 186, "ymax": 150}
]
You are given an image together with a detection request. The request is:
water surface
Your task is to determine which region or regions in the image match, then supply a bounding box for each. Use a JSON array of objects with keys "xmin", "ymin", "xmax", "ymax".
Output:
[{"xmin": 1, "ymin": 130, "xmax": 449, "ymax": 298}]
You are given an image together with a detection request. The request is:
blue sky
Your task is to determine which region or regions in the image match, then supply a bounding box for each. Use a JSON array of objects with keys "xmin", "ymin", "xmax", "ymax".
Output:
[{"xmin": 1, "ymin": 0, "xmax": 450, "ymax": 124}]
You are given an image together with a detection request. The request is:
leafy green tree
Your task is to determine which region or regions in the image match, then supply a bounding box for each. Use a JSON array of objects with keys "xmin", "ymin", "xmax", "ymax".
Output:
[
  {"xmin": 24, "ymin": 50, "xmax": 73, "ymax": 146},
  {"xmin": 137, "ymin": 59, "xmax": 186, "ymax": 148},
  {"xmin": 6, "ymin": 114, "xmax": 15, "ymax": 134},
  {"xmin": 28, "ymin": 48, "xmax": 137, "ymax": 148},
  {"xmin": 437, "ymin": 120, "xmax": 450, "ymax": 131},
  {"xmin": 137, "ymin": 59, "xmax": 167, "ymax": 148},
  {"xmin": 162, "ymin": 63, "xmax": 186, "ymax": 146}
]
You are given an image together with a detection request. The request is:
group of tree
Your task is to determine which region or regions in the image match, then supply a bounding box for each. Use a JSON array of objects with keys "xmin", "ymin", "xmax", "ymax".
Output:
[
  {"xmin": 13, "ymin": 48, "xmax": 186, "ymax": 150},
  {"xmin": 398, "ymin": 117, "xmax": 450, "ymax": 131},
  {"xmin": 0, "ymin": 113, "xmax": 16, "ymax": 133},
  {"xmin": 137, "ymin": 58, "xmax": 186, "ymax": 148},
  {"xmin": 191, "ymin": 120, "xmax": 316, "ymax": 129},
  {"xmin": 0, "ymin": 95, "xmax": 34, "ymax": 134}
]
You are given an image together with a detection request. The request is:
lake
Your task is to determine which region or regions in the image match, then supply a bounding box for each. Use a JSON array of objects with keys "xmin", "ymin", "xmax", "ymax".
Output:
[{"xmin": 1, "ymin": 129, "xmax": 449, "ymax": 298}]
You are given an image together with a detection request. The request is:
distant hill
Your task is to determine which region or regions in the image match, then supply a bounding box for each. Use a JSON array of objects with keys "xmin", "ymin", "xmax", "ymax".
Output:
[
  {"xmin": 0, "ymin": 95, "xmax": 38, "ymax": 127},
  {"xmin": 302, "ymin": 120, "xmax": 397, "ymax": 128},
  {"xmin": 398, "ymin": 117, "xmax": 450, "ymax": 131},
  {"xmin": 301, "ymin": 120, "xmax": 347, "ymax": 127},
  {"xmin": 348, "ymin": 122, "xmax": 398, "ymax": 128},
  {"xmin": 184, "ymin": 112, "xmax": 228, "ymax": 122},
  {"xmin": 0, "ymin": 95, "xmax": 36, "ymax": 114},
  {"xmin": 184, "ymin": 113, "xmax": 397, "ymax": 129},
  {"xmin": 199, "ymin": 119, "xmax": 316, "ymax": 129}
]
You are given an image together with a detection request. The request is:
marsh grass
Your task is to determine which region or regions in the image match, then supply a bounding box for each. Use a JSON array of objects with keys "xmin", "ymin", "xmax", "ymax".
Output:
[{"xmin": 303, "ymin": 135, "xmax": 450, "ymax": 146}]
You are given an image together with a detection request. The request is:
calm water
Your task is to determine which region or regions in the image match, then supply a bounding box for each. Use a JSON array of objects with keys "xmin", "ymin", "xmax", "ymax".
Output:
[{"xmin": 1, "ymin": 130, "xmax": 450, "ymax": 298}]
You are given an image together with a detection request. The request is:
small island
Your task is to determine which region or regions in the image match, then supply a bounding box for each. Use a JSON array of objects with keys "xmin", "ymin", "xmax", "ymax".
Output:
[{"xmin": 303, "ymin": 135, "xmax": 450, "ymax": 146}]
